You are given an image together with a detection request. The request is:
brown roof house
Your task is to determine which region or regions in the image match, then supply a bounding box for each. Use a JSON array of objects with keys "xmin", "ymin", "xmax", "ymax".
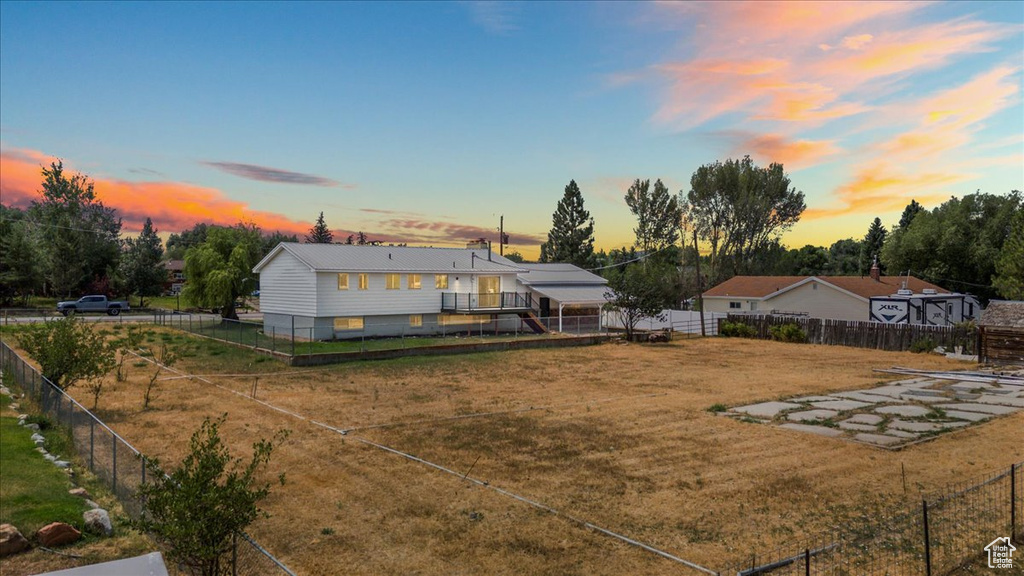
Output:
[
  {"xmin": 701, "ymin": 262, "xmax": 978, "ymax": 325},
  {"xmin": 978, "ymin": 301, "xmax": 1024, "ymax": 365}
]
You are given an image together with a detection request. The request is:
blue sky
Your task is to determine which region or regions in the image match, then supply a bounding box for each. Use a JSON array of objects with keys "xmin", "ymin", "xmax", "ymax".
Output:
[{"xmin": 2, "ymin": 1, "xmax": 1022, "ymax": 257}]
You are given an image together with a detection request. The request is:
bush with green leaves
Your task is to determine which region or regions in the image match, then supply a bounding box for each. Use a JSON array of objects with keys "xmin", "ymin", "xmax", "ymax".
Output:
[
  {"xmin": 18, "ymin": 316, "xmax": 116, "ymax": 392},
  {"xmin": 768, "ymin": 323, "xmax": 807, "ymax": 343},
  {"xmin": 719, "ymin": 321, "xmax": 757, "ymax": 338},
  {"xmin": 136, "ymin": 416, "xmax": 287, "ymax": 576},
  {"xmin": 909, "ymin": 337, "xmax": 937, "ymax": 354}
]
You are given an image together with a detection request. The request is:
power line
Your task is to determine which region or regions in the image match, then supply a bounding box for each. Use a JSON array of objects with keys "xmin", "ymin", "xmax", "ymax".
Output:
[{"xmin": 586, "ymin": 244, "xmax": 673, "ymax": 272}]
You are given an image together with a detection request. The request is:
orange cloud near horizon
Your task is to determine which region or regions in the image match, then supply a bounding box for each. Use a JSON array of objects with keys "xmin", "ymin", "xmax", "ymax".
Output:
[{"xmin": 0, "ymin": 148, "xmax": 312, "ymax": 237}]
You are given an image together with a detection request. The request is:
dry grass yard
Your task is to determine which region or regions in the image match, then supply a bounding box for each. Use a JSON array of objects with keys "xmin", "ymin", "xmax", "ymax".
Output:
[{"xmin": 8, "ymin": 328, "xmax": 1023, "ymax": 575}]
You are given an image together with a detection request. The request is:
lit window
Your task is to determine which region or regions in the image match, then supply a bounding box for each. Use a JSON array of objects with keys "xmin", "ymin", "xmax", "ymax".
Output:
[
  {"xmin": 337, "ymin": 273, "xmax": 349, "ymax": 290},
  {"xmin": 333, "ymin": 317, "xmax": 364, "ymax": 330},
  {"xmin": 439, "ymin": 314, "xmax": 491, "ymax": 326},
  {"xmin": 409, "ymin": 314, "xmax": 422, "ymax": 327},
  {"xmin": 729, "ymin": 302, "xmax": 741, "ymax": 309},
  {"xmin": 435, "ymin": 274, "xmax": 449, "ymax": 289},
  {"xmin": 408, "ymin": 274, "xmax": 421, "ymax": 290},
  {"xmin": 358, "ymin": 274, "xmax": 368, "ymax": 290},
  {"xmin": 386, "ymin": 274, "xmax": 400, "ymax": 290}
]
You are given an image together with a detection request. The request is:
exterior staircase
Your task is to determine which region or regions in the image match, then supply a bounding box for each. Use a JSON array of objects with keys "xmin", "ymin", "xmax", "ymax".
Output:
[{"xmin": 518, "ymin": 312, "xmax": 548, "ymax": 334}]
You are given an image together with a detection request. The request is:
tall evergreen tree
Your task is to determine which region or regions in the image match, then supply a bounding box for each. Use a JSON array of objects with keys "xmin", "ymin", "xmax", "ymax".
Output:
[
  {"xmin": 304, "ymin": 212, "xmax": 334, "ymax": 244},
  {"xmin": 120, "ymin": 218, "xmax": 167, "ymax": 307},
  {"xmin": 539, "ymin": 180, "xmax": 597, "ymax": 268},
  {"xmin": 861, "ymin": 217, "xmax": 887, "ymax": 275},
  {"xmin": 898, "ymin": 199, "xmax": 923, "ymax": 229},
  {"xmin": 625, "ymin": 178, "xmax": 682, "ymax": 257},
  {"xmin": 993, "ymin": 208, "xmax": 1024, "ymax": 300}
]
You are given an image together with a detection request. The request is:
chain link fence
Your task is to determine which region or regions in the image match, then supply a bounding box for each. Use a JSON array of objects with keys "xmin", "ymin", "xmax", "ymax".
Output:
[
  {"xmin": 0, "ymin": 339, "xmax": 295, "ymax": 576},
  {"xmin": 721, "ymin": 462, "xmax": 1022, "ymax": 575}
]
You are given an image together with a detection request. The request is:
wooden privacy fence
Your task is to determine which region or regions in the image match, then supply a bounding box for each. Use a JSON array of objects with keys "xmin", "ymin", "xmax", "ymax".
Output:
[{"xmin": 722, "ymin": 314, "xmax": 978, "ymax": 354}]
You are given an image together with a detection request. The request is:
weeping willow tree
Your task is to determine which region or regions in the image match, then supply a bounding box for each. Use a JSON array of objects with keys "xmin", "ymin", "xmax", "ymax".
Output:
[{"xmin": 182, "ymin": 223, "xmax": 263, "ymax": 319}]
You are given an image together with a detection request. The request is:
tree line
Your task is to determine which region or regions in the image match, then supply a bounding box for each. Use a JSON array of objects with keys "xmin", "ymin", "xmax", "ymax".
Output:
[{"xmin": 533, "ymin": 157, "xmax": 1022, "ymax": 308}]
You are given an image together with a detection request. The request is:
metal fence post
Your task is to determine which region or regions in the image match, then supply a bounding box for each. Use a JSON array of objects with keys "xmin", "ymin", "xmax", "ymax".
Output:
[
  {"xmin": 805, "ymin": 548, "xmax": 810, "ymax": 576},
  {"xmin": 1013, "ymin": 463, "xmax": 1018, "ymax": 543},
  {"xmin": 232, "ymin": 532, "xmax": 238, "ymax": 576},
  {"xmin": 922, "ymin": 499, "xmax": 932, "ymax": 576},
  {"xmin": 89, "ymin": 419, "xmax": 95, "ymax": 472},
  {"xmin": 290, "ymin": 317, "xmax": 295, "ymax": 357},
  {"xmin": 112, "ymin": 437, "xmax": 118, "ymax": 494}
]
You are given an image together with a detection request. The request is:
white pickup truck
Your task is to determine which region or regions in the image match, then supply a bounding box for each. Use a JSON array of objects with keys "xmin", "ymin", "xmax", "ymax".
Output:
[{"xmin": 56, "ymin": 295, "xmax": 131, "ymax": 316}]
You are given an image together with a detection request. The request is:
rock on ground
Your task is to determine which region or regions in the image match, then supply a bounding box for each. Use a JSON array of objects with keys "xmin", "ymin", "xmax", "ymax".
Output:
[
  {"xmin": 0, "ymin": 524, "xmax": 31, "ymax": 557},
  {"xmin": 36, "ymin": 522, "xmax": 81, "ymax": 547},
  {"xmin": 69, "ymin": 487, "xmax": 91, "ymax": 499},
  {"xmin": 83, "ymin": 509, "xmax": 113, "ymax": 536}
]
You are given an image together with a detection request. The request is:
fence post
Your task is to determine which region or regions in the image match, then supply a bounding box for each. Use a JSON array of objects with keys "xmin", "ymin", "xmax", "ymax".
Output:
[
  {"xmin": 232, "ymin": 531, "xmax": 238, "ymax": 576},
  {"xmin": 291, "ymin": 317, "xmax": 295, "ymax": 357},
  {"xmin": 272, "ymin": 326, "xmax": 276, "ymax": 354},
  {"xmin": 805, "ymin": 548, "xmax": 810, "ymax": 576},
  {"xmin": 922, "ymin": 499, "xmax": 932, "ymax": 576},
  {"xmin": 112, "ymin": 436, "xmax": 118, "ymax": 494},
  {"xmin": 89, "ymin": 419, "xmax": 95, "ymax": 471},
  {"xmin": 1013, "ymin": 463, "xmax": 1018, "ymax": 543}
]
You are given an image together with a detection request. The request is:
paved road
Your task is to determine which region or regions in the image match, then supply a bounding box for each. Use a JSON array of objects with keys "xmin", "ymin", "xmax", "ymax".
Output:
[{"xmin": 1, "ymin": 311, "xmax": 262, "ymax": 326}]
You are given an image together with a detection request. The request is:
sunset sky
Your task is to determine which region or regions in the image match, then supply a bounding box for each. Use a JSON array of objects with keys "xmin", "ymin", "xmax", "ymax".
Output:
[{"xmin": 1, "ymin": 1, "xmax": 1021, "ymax": 259}]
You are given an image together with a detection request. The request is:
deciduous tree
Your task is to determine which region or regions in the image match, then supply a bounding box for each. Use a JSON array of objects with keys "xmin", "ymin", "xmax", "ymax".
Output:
[
  {"xmin": 19, "ymin": 316, "xmax": 116, "ymax": 391},
  {"xmin": 604, "ymin": 264, "xmax": 666, "ymax": 341},
  {"xmin": 625, "ymin": 179, "xmax": 682, "ymax": 257},
  {"xmin": 993, "ymin": 208, "xmax": 1024, "ymax": 299},
  {"xmin": 183, "ymin": 223, "xmax": 264, "ymax": 319}
]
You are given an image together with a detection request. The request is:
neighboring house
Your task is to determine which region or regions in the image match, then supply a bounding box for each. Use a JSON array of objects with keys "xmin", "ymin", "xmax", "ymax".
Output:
[
  {"xmin": 978, "ymin": 301, "xmax": 1024, "ymax": 365},
  {"xmin": 515, "ymin": 263, "xmax": 609, "ymax": 331},
  {"xmin": 254, "ymin": 243, "xmax": 534, "ymax": 340},
  {"xmin": 162, "ymin": 260, "xmax": 186, "ymax": 295},
  {"xmin": 701, "ymin": 265, "xmax": 977, "ymax": 325}
]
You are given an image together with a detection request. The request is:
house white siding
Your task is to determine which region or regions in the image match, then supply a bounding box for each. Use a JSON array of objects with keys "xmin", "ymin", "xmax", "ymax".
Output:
[{"xmin": 258, "ymin": 251, "xmax": 317, "ymax": 316}]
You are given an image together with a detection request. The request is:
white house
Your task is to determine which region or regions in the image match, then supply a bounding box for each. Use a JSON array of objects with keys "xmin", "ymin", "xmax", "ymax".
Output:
[
  {"xmin": 515, "ymin": 263, "xmax": 609, "ymax": 331},
  {"xmin": 702, "ymin": 267, "xmax": 977, "ymax": 325},
  {"xmin": 254, "ymin": 243, "xmax": 534, "ymax": 340}
]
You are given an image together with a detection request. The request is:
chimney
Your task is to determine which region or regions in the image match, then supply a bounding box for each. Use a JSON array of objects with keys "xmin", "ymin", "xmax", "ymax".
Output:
[{"xmin": 869, "ymin": 255, "xmax": 880, "ymax": 282}]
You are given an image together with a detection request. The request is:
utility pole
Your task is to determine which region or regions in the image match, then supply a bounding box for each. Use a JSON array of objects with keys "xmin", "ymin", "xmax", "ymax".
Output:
[
  {"xmin": 499, "ymin": 215, "xmax": 504, "ymax": 256},
  {"xmin": 693, "ymin": 229, "xmax": 706, "ymax": 337}
]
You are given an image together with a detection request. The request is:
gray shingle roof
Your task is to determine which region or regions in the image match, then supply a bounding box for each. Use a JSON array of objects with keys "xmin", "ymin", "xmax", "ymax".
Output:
[
  {"xmin": 254, "ymin": 243, "xmax": 527, "ymax": 274},
  {"xmin": 517, "ymin": 263, "xmax": 608, "ymax": 286},
  {"xmin": 979, "ymin": 301, "xmax": 1024, "ymax": 328},
  {"xmin": 530, "ymin": 285, "xmax": 612, "ymax": 305}
]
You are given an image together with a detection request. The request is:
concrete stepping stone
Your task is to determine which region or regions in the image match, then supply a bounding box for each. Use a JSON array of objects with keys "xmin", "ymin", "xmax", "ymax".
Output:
[
  {"xmin": 838, "ymin": 422, "xmax": 878, "ymax": 432},
  {"xmin": 900, "ymin": 389, "xmax": 947, "ymax": 398},
  {"xmin": 853, "ymin": 433, "xmax": 906, "ymax": 446},
  {"xmin": 888, "ymin": 420, "xmax": 944, "ymax": 433},
  {"xmin": 733, "ymin": 401, "xmax": 802, "ymax": 418},
  {"xmin": 806, "ymin": 399, "xmax": 873, "ymax": 411},
  {"xmin": 787, "ymin": 409, "xmax": 839, "ymax": 422},
  {"xmin": 831, "ymin": 391, "xmax": 902, "ymax": 404},
  {"xmin": 942, "ymin": 410, "xmax": 991, "ymax": 422},
  {"xmin": 950, "ymin": 383, "xmax": 992, "ymax": 393},
  {"xmin": 779, "ymin": 423, "xmax": 845, "ymax": 438},
  {"xmin": 936, "ymin": 403, "xmax": 1019, "ymax": 416},
  {"xmin": 844, "ymin": 414, "xmax": 884, "ymax": 425},
  {"xmin": 971, "ymin": 395, "xmax": 1024, "ymax": 408},
  {"xmin": 858, "ymin": 386, "xmax": 910, "ymax": 398},
  {"xmin": 875, "ymin": 405, "xmax": 931, "ymax": 417},
  {"xmin": 897, "ymin": 394, "xmax": 945, "ymax": 403},
  {"xmin": 883, "ymin": 429, "xmax": 920, "ymax": 439}
]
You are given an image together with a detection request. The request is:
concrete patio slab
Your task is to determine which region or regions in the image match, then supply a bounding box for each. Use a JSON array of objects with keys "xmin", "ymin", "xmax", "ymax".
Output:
[
  {"xmin": 874, "ymin": 405, "xmax": 931, "ymax": 417},
  {"xmin": 791, "ymin": 396, "xmax": 837, "ymax": 403},
  {"xmin": 882, "ymin": 429, "xmax": 920, "ymax": 439},
  {"xmin": 779, "ymin": 423, "xmax": 845, "ymax": 438},
  {"xmin": 806, "ymin": 399, "xmax": 873, "ymax": 411},
  {"xmin": 787, "ymin": 409, "xmax": 840, "ymax": 422},
  {"xmin": 936, "ymin": 403, "xmax": 1019, "ymax": 416},
  {"xmin": 888, "ymin": 420, "xmax": 944, "ymax": 433},
  {"xmin": 853, "ymin": 433, "xmax": 905, "ymax": 446},
  {"xmin": 732, "ymin": 401, "xmax": 802, "ymax": 418},
  {"xmin": 942, "ymin": 410, "xmax": 991, "ymax": 422},
  {"xmin": 844, "ymin": 413, "xmax": 884, "ymax": 425},
  {"xmin": 838, "ymin": 422, "xmax": 878, "ymax": 432},
  {"xmin": 972, "ymin": 395, "xmax": 1024, "ymax": 408},
  {"xmin": 830, "ymin": 391, "xmax": 904, "ymax": 404},
  {"xmin": 897, "ymin": 394, "xmax": 945, "ymax": 403}
]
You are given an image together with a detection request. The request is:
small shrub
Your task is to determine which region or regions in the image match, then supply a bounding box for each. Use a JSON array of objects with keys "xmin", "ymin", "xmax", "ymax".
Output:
[
  {"xmin": 909, "ymin": 337, "xmax": 937, "ymax": 353},
  {"xmin": 25, "ymin": 414, "xmax": 53, "ymax": 430},
  {"xmin": 720, "ymin": 322, "xmax": 757, "ymax": 338},
  {"xmin": 769, "ymin": 323, "xmax": 807, "ymax": 343},
  {"xmin": 320, "ymin": 527, "xmax": 334, "ymax": 535},
  {"xmin": 707, "ymin": 403, "xmax": 728, "ymax": 413}
]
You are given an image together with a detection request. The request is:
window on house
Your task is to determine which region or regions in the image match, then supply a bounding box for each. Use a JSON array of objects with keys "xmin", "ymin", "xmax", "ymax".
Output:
[
  {"xmin": 333, "ymin": 317, "xmax": 364, "ymax": 330},
  {"xmin": 435, "ymin": 274, "xmax": 449, "ymax": 289},
  {"xmin": 409, "ymin": 314, "xmax": 423, "ymax": 327},
  {"xmin": 358, "ymin": 274, "xmax": 368, "ymax": 290},
  {"xmin": 812, "ymin": 283, "xmax": 818, "ymax": 290},
  {"xmin": 386, "ymin": 274, "xmax": 400, "ymax": 290},
  {"xmin": 729, "ymin": 302, "xmax": 741, "ymax": 309},
  {"xmin": 408, "ymin": 274, "xmax": 421, "ymax": 290},
  {"xmin": 337, "ymin": 273, "xmax": 349, "ymax": 290},
  {"xmin": 439, "ymin": 314, "xmax": 491, "ymax": 326}
]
